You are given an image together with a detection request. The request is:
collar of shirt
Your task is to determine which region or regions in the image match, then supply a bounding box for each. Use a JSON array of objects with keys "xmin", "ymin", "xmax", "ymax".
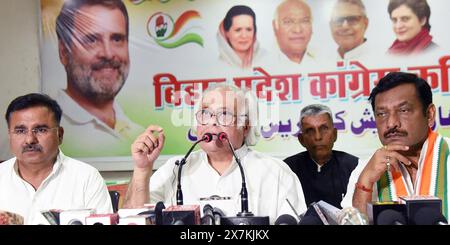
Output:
[
  {"xmin": 338, "ymin": 39, "xmax": 369, "ymax": 60},
  {"xmin": 12, "ymin": 150, "xmax": 64, "ymax": 193},
  {"xmin": 308, "ymin": 153, "xmax": 332, "ymax": 173},
  {"xmin": 57, "ymin": 89, "xmax": 132, "ymax": 137}
]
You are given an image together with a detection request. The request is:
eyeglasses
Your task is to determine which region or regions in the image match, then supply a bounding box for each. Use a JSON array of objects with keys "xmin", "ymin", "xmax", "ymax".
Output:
[
  {"xmin": 10, "ymin": 126, "xmax": 59, "ymax": 137},
  {"xmin": 195, "ymin": 109, "xmax": 246, "ymax": 126},
  {"xmin": 281, "ymin": 17, "xmax": 312, "ymax": 28},
  {"xmin": 331, "ymin": 15, "xmax": 365, "ymax": 26}
]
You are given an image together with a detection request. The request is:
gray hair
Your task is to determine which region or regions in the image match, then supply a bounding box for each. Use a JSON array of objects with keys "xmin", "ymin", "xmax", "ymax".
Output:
[
  {"xmin": 333, "ymin": 0, "xmax": 367, "ymax": 17},
  {"xmin": 300, "ymin": 104, "xmax": 333, "ymax": 125},
  {"xmin": 192, "ymin": 83, "xmax": 260, "ymax": 146}
]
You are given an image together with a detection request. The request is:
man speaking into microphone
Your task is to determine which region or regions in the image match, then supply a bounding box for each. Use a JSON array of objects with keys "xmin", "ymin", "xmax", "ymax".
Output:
[{"xmin": 123, "ymin": 84, "xmax": 307, "ymax": 224}]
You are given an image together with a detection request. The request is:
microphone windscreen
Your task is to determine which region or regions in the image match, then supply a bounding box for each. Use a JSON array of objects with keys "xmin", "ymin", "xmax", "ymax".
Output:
[
  {"xmin": 155, "ymin": 201, "xmax": 165, "ymax": 225},
  {"xmin": 218, "ymin": 132, "xmax": 227, "ymax": 141},
  {"xmin": 203, "ymin": 133, "xmax": 213, "ymax": 143},
  {"xmin": 377, "ymin": 209, "xmax": 406, "ymax": 225},
  {"xmin": 275, "ymin": 214, "xmax": 297, "ymax": 225},
  {"xmin": 413, "ymin": 207, "xmax": 447, "ymax": 225}
]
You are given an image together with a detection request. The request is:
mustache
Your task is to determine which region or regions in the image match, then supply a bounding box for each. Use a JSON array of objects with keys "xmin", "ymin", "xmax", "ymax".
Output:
[
  {"xmin": 91, "ymin": 59, "xmax": 122, "ymax": 71},
  {"xmin": 383, "ymin": 127, "xmax": 408, "ymax": 138},
  {"xmin": 22, "ymin": 144, "xmax": 42, "ymax": 153}
]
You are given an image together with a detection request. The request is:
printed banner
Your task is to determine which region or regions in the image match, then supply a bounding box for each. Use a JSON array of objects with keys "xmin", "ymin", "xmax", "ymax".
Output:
[{"xmin": 39, "ymin": 0, "xmax": 450, "ymax": 170}]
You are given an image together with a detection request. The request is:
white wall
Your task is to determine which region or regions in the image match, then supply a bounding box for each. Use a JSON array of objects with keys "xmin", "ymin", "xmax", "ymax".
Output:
[{"xmin": 0, "ymin": 0, "xmax": 41, "ymax": 161}]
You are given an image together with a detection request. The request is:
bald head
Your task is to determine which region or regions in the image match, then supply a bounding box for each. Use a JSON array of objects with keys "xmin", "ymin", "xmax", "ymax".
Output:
[{"xmin": 273, "ymin": 0, "xmax": 313, "ymax": 63}]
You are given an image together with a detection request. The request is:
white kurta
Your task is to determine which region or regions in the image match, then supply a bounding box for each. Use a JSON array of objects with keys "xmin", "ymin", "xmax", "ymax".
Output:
[
  {"xmin": 0, "ymin": 151, "xmax": 112, "ymax": 224},
  {"xmin": 149, "ymin": 145, "xmax": 307, "ymax": 224}
]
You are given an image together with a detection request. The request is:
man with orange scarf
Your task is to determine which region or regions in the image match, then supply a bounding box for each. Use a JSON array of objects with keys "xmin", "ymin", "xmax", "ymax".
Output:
[
  {"xmin": 342, "ymin": 72, "xmax": 449, "ymax": 220},
  {"xmin": 387, "ymin": 0, "xmax": 437, "ymax": 55}
]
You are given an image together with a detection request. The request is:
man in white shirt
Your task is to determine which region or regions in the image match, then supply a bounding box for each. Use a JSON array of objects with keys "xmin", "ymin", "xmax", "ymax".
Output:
[
  {"xmin": 329, "ymin": 0, "xmax": 372, "ymax": 62},
  {"xmin": 124, "ymin": 84, "xmax": 307, "ymax": 224},
  {"xmin": 55, "ymin": 0, "xmax": 143, "ymax": 157},
  {"xmin": 0, "ymin": 93, "xmax": 112, "ymax": 224}
]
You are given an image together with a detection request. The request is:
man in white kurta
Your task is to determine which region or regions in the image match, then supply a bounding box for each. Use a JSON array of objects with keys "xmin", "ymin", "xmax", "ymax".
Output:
[
  {"xmin": 0, "ymin": 151, "xmax": 112, "ymax": 224},
  {"xmin": 150, "ymin": 145, "xmax": 306, "ymax": 223}
]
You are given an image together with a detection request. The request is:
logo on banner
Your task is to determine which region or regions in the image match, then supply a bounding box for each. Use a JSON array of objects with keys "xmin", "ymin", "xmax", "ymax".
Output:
[{"xmin": 147, "ymin": 10, "xmax": 203, "ymax": 48}]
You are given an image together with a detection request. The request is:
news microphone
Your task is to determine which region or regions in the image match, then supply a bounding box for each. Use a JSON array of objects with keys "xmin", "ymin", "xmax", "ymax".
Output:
[
  {"xmin": 367, "ymin": 201, "xmax": 406, "ymax": 225},
  {"xmin": 0, "ymin": 210, "xmax": 24, "ymax": 225},
  {"xmin": 338, "ymin": 207, "xmax": 369, "ymax": 225},
  {"xmin": 175, "ymin": 133, "xmax": 213, "ymax": 205},
  {"xmin": 316, "ymin": 201, "xmax": 368, "ymax": 225},
  {"xmin": 298, "ymin": 202, "xmax": 329, "ymax": 225},
  {"xmin": 399, "ymin": 195, "xmax": 443, "ymax": 225},
  {"xmin": 162, "ymin": 205, "xmax": 201, "ymax": 225},
  {"xmin": 412, "ymin": 207, "xmax": 448, "ymax": 225},
  {"xmin": 59, "ymin": 209, "xmax": 95, "ymax": 225},
  {"xmin": 218, "ymin": 132, "xmax": 249, "ymax": 215},
  {"xmin": 275, "ymin": 214, "xmax": 298, "ymax": 225},
  {"xmin": 201, "ymin": 204, "xmax": 215, "ymax": 225},
  {"xmin": 212, "ymin": 207, "xmax": 225, "ymax": 225},
  {"xmin": 154, "ymin": 201, "xmax": 165, "ymax": 225},
  {"xmin": 377, "ymin": 209, "xmax": 406, "ymax": 225}
]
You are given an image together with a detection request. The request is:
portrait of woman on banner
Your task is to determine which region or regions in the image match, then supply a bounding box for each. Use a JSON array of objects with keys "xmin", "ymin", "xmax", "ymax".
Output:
[
  {"xmin": 217, "ymin": 5, "xmax": 266, "ymax": 70},
  {"xmin": 387, "ymin": 0, "xmax": 438, "ymax": 55}
]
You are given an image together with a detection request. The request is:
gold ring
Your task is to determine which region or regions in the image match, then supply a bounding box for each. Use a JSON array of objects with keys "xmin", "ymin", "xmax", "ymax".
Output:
[
  {"xmin": 386, "ymin": 156, "xmax": 391, "ymax": 171},
  {"xmin": 383, "ymin": 145, "xmax": 388, "ymax": 151}
]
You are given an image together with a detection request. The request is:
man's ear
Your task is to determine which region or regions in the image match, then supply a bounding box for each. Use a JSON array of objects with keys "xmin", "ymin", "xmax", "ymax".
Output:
[
  {"xmin": 58, "ymin": 40, "xmax": 69, "ymax": 67},
  {"xmin": 58, "ymin": 126, "xmax": 64, "ymax": 145},
  {"xmin": 426, "ymin": 104, "xmax": 436, "ymax": 128}
]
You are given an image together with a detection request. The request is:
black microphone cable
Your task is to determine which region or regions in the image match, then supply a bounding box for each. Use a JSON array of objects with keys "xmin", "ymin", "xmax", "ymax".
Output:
[{"xmin": 175, "ymin": 133, "xmax": 213, "ymax": 205}]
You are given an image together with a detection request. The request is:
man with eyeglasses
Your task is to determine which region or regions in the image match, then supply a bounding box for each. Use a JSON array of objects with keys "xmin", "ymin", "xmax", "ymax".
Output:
[
  {"xmin": 272, "ymin": 0, "xmax": 318, "ymax": 68},
  {"xmin": 0, "ymin": 93, "xmax": 112, "ymax": 224},
  {"xmin": 329, "ymin": 0, "xmax": 375, "ymax": 62},
  {"xmin": 123, "ymin": 84, "xmax": 307, "ymax": 224}
]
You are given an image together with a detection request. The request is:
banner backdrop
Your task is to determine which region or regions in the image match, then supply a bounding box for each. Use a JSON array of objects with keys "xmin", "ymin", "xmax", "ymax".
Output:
[{"xmin": 39, "ymin": 0, "xmax": 450, "ymax": 170}]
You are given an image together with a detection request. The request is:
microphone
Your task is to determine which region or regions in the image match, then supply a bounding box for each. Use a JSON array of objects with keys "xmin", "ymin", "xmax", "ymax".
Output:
[
  {"xmin": 218, "ymin": 132, "xmax": 249, "ymax": 215},
  {"xmin": 315, "ymin": 201, "xmax": 368, "ymax": 225},
  {"xmin": 367, "ymin": 201, "xmax": 406, "ymax": 225},
  {"xmin": 412, "ymin": 207, "xmax": 448, "ymax": 225},
  {"xmin": 337, "ymin": 207, "xmax": 369, "ymax": 225},
  {"xmin": 59, "ymin": 209, "xmax": 95, "ymax": 225},
  {"xmin": 0, "ymin": 210, "xmax": 24, "ymax": 225},
  {"xmin": 399, "ymin": 195, "xmax": 444, "ymax": 225},
  {"xmin": 201, "ymin": 204, "xmax": 215, "ymax": 225},
  {"xmin": 217, "ymin": 132, "xmax": 269, "ymax": 225},
  {"xmin": 377, "ymin": 209, "xmax": 406, "ymax": 225},
  {"xmin": 275, "ymin": 214, "xmax": 298, "ymax": 225},
  {"xmin": 175, "ymin": 133, "xmax": 213, "ymax": 205},
  {"xmin": 154, "ymin": 201, "xmax": 165, "ymax": 225},
  {"xmin": 298, "ymin": 202, "xmax": 329, "ymax": 225},
  {"xmin": 162, "ymin": 205, "xmax": 201, "ymax": 225},
  {"xmin": 212, "ymin": 207, "xmax": 225, "ymax": 225}
]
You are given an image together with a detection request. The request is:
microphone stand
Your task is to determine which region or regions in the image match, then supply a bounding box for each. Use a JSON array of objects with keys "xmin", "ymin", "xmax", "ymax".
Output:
[
  {"xmin": 175, "ymin": 133, "xmax": 211, "ymax": 205},
  {"xmin": 222, "ymin": 136, "xmax": 250, "ymax": 216}
]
